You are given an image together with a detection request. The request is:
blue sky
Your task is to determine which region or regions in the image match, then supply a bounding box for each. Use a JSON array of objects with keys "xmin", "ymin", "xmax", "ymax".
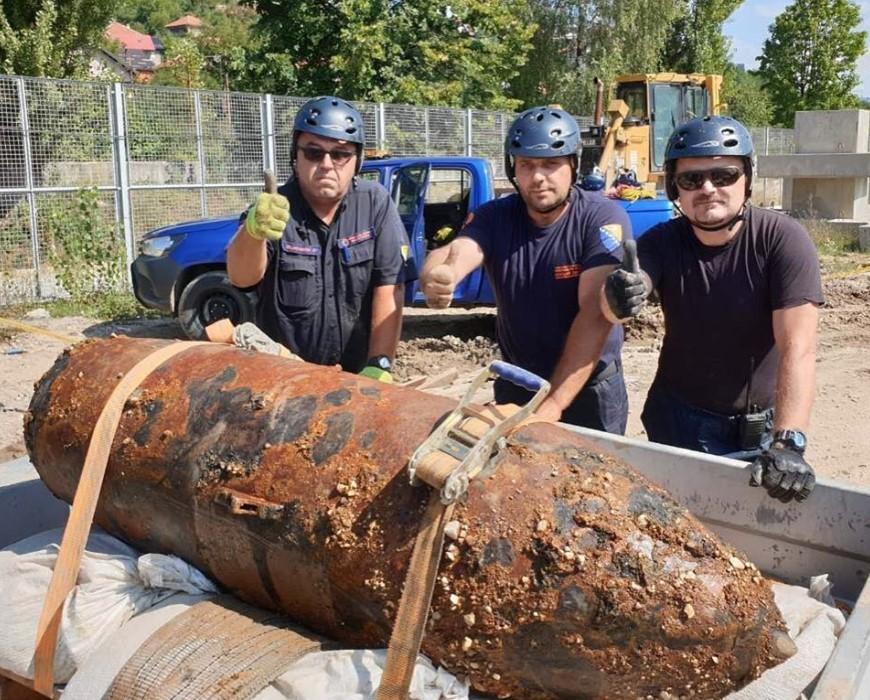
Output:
[{"xmin": 724, "ymin": 0, "xmax": 870, "ymax": 97}]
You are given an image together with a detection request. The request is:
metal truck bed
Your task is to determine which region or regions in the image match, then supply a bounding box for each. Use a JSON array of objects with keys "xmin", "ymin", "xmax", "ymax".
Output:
[{"xmin": 2, "ymin": 428, "xmax": 869, "ymax": 699}]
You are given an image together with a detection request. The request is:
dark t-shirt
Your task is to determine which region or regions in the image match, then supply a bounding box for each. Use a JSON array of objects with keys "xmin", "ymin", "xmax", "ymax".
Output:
[
  {"xmin": 251, "ymin": 178, "xmax": 412, "ymax": 372},
  {"xmin": 459, "ymin": 185, "xmax": 631, "ymax": 382},
  {"xmin": 638, "ymin": 206, "xmax": 823, "ymax": 414}
]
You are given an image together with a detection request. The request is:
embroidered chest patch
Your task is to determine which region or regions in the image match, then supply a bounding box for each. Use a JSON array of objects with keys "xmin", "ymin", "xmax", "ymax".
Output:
[
  {"xmin": 339, "ymin": 229, "xmax": 374, "ymax": 247},
  {"xmin": 553, "ymin": 263, "xmax": 582, "ymax": 280},
  {"xmin": 281, "ymin": 241, "xmax": 321, "ymax": 256}
]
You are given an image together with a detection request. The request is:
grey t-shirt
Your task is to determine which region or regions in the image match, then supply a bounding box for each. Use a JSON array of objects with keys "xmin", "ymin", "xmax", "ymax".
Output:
[{"xmin": 638, "ymin": 206, "xmax": 824, "ymax": 414}]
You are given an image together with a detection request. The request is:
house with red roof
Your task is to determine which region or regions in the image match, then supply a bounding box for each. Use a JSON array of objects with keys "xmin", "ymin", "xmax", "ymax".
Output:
[
  {"xmin": 165, "ymin": 15, "xmax": 204, "ymax": 37},
  {"xmin": 97, "ymin": 21, "xmax": 164, "ymax": 82}
]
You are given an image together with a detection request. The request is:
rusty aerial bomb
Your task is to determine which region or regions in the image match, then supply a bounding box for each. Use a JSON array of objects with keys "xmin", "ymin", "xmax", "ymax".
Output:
[{"xmin": 25, "ymin": 337, "xmax": 792, "ymax": 699}]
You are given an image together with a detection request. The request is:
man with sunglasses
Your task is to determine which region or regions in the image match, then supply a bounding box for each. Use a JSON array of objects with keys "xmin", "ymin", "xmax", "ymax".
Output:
[
  {"xmin": 420, "ymin": 106, "xmax": 631, "ymax": 431},
  {"xmin": 227, "ymin": 96, "xmax": 413, "ymax": 382},
  {"xmin": 602, "ymin": 115, "xmax": 824, "ymax": 504}
]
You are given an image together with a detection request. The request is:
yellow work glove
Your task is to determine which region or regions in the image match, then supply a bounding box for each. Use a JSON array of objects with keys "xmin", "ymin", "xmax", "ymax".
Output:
[
  {"xmin": 359, "ymin": 366, "xmax": 393, "ymax": 383},
  {"xmin": 245, "ymin": 191, "xmax": 290, "ymax": 241}
]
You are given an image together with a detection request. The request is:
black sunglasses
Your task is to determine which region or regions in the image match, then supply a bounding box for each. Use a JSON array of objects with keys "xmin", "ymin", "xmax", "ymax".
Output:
[
  {"xmin": 297, "ymin": 144, "xmax": 357, "ymax": 166},
  {"xmin": 674, "ymin": 166, "xmax": 744, "ymax": 191}
]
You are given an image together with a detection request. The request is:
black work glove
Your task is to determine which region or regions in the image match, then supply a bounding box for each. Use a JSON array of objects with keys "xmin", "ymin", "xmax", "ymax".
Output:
[
  {"xmin": 749, "ymin": 445, "xmax": 816, "ymax": 503},
  {"xmin": 604, "ymin": 239, "xmax": 651, "ymax": 320}
]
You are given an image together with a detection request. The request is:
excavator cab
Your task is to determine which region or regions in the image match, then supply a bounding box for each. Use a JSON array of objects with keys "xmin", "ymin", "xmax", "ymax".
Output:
[{"xmin": 580, "ymin": 73, "xmax": 722, "ymax": 191}]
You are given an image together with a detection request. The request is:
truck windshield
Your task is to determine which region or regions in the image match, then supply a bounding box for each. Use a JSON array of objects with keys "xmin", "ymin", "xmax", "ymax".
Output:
[{"xmin": 651, "ymin": 84, "xmax": 683, "ymax": 170}]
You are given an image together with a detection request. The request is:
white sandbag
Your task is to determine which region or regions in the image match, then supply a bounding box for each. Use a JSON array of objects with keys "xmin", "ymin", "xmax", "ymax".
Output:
[
  {"xmin": 725, "ymin": 578, "xmax": 847, "ymax": 700},
  {"xmin": 0, "ymin": 528, "xmax": 217, "ymax": 684},
  {"xmin": 259, "ymin": 649, "xmax": 469, "ymax": 700},
  {"xmin": 62, "ymin": 593, "xmax": 213, "ymax": 700}
]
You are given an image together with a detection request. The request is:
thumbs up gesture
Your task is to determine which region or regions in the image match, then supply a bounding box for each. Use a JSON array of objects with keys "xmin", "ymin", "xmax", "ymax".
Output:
[
  {"xmin": 604, "ymin": 239, "xmax": 651, "ymax": 320},
  {"xmin": 422, "ymin": 245, "xmax": 459, "ymax": 309},
  {"xmin": 245, "ymin": 170, "xmax": 290, "ymax": 242}
]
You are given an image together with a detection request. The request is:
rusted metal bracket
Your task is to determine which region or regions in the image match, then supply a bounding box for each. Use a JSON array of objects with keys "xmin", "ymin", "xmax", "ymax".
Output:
[{"xmin": 214, "ymin": 488, "xmax": 284, "ymax": 520}]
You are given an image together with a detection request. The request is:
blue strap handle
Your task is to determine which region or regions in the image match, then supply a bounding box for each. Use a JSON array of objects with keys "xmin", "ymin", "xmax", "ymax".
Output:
[{"xmin": 489, "ymin": 361, "xmax": 547, "ymax": 393}]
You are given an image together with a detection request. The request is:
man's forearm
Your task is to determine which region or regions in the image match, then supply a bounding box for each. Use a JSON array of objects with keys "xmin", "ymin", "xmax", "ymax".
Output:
[
  {"xmin": 774, "ymin": 348, "xmax": 815, "ymax": 432},
  {"xmin": 545, "ymin": 312, "xmax": 612, "ymax": 411},
  {"xmin": 368, "ymin": 284, "xmax": 404, "ymax": 359},
  {"xmin": 227, "ymin": 225, "xmax": 268, "ymax": 288}
]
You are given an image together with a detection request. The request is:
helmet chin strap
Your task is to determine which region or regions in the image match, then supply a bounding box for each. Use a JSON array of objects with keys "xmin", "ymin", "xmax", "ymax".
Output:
[{"xmin": 674, "ymin": 200, "xmax": 749, "ymax": 233}]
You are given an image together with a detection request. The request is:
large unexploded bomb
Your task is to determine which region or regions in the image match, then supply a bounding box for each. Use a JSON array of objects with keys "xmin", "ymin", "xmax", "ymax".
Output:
[{"xmin": 25, "ymin": 337, "xmax": 793, "ymax": 699}]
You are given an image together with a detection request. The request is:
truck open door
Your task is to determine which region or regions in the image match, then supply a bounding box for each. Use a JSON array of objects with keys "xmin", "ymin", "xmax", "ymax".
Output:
[{"xmin": 390, "ymin": 161, "xmax": 430, "ymax": 305}]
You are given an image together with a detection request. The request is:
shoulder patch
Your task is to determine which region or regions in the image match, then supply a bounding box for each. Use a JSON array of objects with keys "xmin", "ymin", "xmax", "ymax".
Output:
[
  {"xmin": 601, "ymin": 224, "xmax": 623, "ymax": 243},
  {"xmin": 598, "ymin": 224, "xmax": 622, "ymax": 252}
]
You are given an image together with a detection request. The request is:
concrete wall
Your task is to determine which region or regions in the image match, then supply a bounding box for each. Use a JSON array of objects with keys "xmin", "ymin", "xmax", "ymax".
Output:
[
  {"xmin": 794, "ymin": 110, "xmax": 870, "ymax": 154},
  {"xmin": 765, "ymin": 110, "xmax": 870, "ymax": 222}
]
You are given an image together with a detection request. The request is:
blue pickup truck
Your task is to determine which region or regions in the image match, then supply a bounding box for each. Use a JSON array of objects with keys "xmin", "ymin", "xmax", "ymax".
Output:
[{"xmin": 131, "ymin": 156, "xmax": 672, "ymax": 339}]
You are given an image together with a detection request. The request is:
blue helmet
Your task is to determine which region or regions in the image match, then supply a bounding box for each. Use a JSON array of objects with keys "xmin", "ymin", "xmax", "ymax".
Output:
[
  {"xmin": 293, "ymin": 96, "xmax": 365, "ymax": 172},
  {"xmin": 664, "ymin": 115, "xmax": 755, "ymax": 200},
  {"xmin": 504, "ymin": 106, "xmax": 581, "ymax": 186}
]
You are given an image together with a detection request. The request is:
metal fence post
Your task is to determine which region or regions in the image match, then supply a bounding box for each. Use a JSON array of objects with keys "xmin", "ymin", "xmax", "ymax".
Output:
[
  {"xmin": 193, "ymin": 91, "xmax": 208, "ymax": 217},
  {"xmin": 377, "ymin": 103, "xmax": 386, "ymax": 152},
  {"xmin": 465, "ymin": 108, "xmax": 473, "ymax": 156},
  {"xmin": 111, "ymin": 83, "xmax": 135, "ymax": 283},
  {"xmin": 16, "ymin": 77, "xmax": 41, "ymax": 299},
  {"xmin": 262, "ymin": 94, "xmax": 276, "ymax": 174}
]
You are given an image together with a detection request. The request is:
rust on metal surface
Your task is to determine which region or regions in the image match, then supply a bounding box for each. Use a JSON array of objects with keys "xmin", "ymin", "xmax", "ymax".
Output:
[{"xmin": 26, "ymin": 337, "xmax": 791, "ymax": 700}]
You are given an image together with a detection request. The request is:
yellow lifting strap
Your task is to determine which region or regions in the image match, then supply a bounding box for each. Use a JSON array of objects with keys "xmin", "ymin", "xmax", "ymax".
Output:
[
  {"xmin": 376, "ymin": 362, "xmax": 550, "ymax": 700},
  {"xmin": 31, "ymin": 341, "xmax": 211, "ymax": 697}
]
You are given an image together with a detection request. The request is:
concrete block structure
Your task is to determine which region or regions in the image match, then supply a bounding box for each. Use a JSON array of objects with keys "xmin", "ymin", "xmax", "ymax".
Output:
[{"xmin": 758, "ymin": 110, "xmax": 870, "ymax": 231}]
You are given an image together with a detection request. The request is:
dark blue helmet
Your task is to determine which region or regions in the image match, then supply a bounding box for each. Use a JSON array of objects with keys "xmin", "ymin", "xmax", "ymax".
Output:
[
  {"xmin": 504, "ymin": 106, "xmax": 581, "ymax": 185},
  {"xmin": 580, "ymin": 167, "xmax": 606, "ymax": 192},
  {"xmin": 293, "ymin": 96, "xmax": 365, "ymax": 172},
  {"xmin": 664, "ymin": 115, "xmax": 755, "ymax": 200}
]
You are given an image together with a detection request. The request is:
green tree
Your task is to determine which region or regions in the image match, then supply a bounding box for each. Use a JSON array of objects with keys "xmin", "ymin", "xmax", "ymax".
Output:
[
  {"xmin": 721, "ymin": 64, "xmax": 773, "ymax": 126},
  {"xmin": 510, "ymin": 0, "xmax": 683, "ymax": 114},
  {"xmin": 758, "ymin": 0, "xmax": 866, "ymax": 127},
  {"xmin": 246, "ymin": 0, "xmax": 535, "ymax": 109},
  {"xmin": 114, "ymin": 0, "xmax": 184, "ymax": 32},
  {"xmin": 0, "ymin": 0, "xmax": 119, "ymax": 78},
  {"xmin": 152, "ymin": 36, "xmax": 205, "ymax": 88},
  {"xmin": 661, "ymin": 0, "xmax": 742, "ymax": 74}
]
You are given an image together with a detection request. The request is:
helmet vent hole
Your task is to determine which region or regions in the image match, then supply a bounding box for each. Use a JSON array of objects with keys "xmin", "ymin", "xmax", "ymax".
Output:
[
  {"xmin": 511, "ymin": 138, "xmax": 522, "ymax": 148},
  {"xmin": 723, "ymin": 138, "xmax": 738, "ymax": 147},
  {"xmin": 721, "ymin": 127, "xmax": 735, "ymax": 135},
  {"xmin": 305, "ymin": 117, "xmax": 317, "ymax": 126},
  {"xmin": 310, "ymin": 109, "xmax": 321, "ymax": 117},
  {"xmin": 535, "ymin": 113, "xmax": 544, "ymax": 121},
  {"xmin": 552, "ymin": 140, "xmax": 565, "ymax": 149},
  {"xmin": 550, "ymin": 112, "xmax": 562, "ymax": 119},
  {"xmin": 550, "ymin": 128, "xmax": 563, "ymax": 137}
]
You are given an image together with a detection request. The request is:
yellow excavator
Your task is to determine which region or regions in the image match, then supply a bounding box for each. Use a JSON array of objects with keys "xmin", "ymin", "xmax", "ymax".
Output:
[{"xmin": 580, "ymin": 73, "xmax": 723, "ymax": 191}]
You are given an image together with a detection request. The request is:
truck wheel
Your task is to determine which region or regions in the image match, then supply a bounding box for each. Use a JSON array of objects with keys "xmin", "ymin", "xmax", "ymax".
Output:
[{"xmin": 177, "ymin": 271, "xmax": 257, "ymax": 340}]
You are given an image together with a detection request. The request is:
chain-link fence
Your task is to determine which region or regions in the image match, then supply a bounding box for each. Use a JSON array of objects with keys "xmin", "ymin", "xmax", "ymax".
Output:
[{"xmin": 0, "ymin": 74, "xmax": 795, "ymax": 305}]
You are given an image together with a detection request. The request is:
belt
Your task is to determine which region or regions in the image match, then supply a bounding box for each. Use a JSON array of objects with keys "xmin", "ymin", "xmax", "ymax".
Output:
[{"xmin": 587, "ymin": 360, "xmax": 619, "ymax": 387}]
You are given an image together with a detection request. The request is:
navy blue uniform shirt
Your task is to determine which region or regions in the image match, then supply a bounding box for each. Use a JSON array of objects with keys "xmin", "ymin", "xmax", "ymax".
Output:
[
  {"xmin": 459, "ymin": 185, "xmax": 631, "ymax": 382},
  {"xmin": 249, "ymin": 177, "xmax": 413, "ymax": 372}
]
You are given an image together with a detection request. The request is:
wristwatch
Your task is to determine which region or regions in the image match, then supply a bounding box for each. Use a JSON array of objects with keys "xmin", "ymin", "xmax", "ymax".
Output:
[
  {"xmin": 366, "ymin": 355, "xmax": 392, "ymax": 372},
  {"xmin": 772, "ymin": 429, "xmax": 807, "ymax": 454}
]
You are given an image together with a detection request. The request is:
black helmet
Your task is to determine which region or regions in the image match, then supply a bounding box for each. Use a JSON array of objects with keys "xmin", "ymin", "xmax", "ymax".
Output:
[
  {"xmin": 292, "ymin": 96, "xmax": 365, "ymax": 172},
  {"xmin": 504, "ymin": 106, "xmax": 581, "ymax": 186},
  {"xmin": 664, "ymin": 115, "xmax": 755, "ymax": 200}
]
